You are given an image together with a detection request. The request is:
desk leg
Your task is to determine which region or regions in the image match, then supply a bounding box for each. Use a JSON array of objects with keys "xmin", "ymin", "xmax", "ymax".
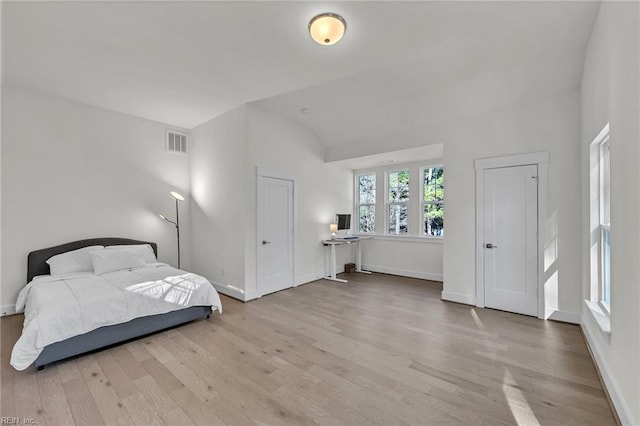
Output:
[
  {"xmin": 355, "ymin": 240, "xmax": 371, "ymax": 274},
  {"xmin": 324, "ymin": 244, "xmax": 348, "ymax": 283},
  {"xmin": 331, "ymin": 244, "xmax": 337, "ymax": 278}
]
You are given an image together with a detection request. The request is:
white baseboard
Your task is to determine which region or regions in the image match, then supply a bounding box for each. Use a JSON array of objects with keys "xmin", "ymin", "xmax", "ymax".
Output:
[
  {"xmin": 1, "ymin": 305, "xmax": 17, "ymax": 317},
  {"xmin": 295, "ymin": 271, "xmax": 325, "ymax": 286},
  {"xmin": 295, "ymin": 266, "xmax": 442, "ymax": 287},
  {"xmin": 209, "ymin": 280, "xmax": 262, "ymax": 302},
  {"xmin": 441, "ymin": 291, "xmax": 476, "ymax": 306},
  {"xmin": 210, "ymin": 280, "xmax": 263, "ymax": 303},
  {"xmin": 362, "ymin": 264, "xmax": 443, "ymax": 282},
  {"xmin": 243, "ymin": 290, "xmax": 262, "ymax": 302},
  {"xmin": 210, "ymin": 282, "xmax": 246, "ymax": 301},
  {"xmin": 581, "ymin": 316, "xmax": 634, "ymax": 426},
  {"xmin": 546, "ymin": 310, "xmax": 581, "ymax": 325}
]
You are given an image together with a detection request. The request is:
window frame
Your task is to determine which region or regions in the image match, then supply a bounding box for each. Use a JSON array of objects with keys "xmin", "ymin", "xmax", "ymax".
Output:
[
  {"xmin": 588, "ymin": 123, "xmax": 611, "ymax": 321},
  {"xmin": 386, "ymin": 168, "xmax": 410, "ymax": 235},
  {"xmin": 597, "ymin": 136, "xmax": 611, "ymax": 314},
  {"xmin": 420, "ymin": 164, "xmax": 445, "ymax": 238},
  {"xmin": 355, "ymin": 171, "xmax": 377, "ymax": 234},
  {"xmin": 352, "ymin": 161, "xmax": 445, "ymax": 241},
  {"xmin": 598, "ymin": 224, "xmax": 610, "ymax": 313}
]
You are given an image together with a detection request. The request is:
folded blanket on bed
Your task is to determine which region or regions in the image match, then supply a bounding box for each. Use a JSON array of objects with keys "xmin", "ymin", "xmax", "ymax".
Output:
[{"xmin": 11, "ymin": 263, "xmax": 222, "ymax": 370}]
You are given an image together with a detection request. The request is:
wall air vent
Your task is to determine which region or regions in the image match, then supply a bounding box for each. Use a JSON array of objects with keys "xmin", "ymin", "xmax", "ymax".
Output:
[{"xmin": 166, "ymin": 130, "xmax": 188, "ymax": 155}]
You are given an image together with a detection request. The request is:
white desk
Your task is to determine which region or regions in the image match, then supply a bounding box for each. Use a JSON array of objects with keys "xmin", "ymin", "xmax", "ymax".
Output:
[{"xmin": 322, "ymin": 236, "xmax": 372, "ymax": 283}]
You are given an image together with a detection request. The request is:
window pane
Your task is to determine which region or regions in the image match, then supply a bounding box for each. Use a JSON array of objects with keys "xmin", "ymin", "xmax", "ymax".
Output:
[
  {"xmin": 603, "ymin": 226, "xmax": 610, "ymax": 306},
  {"xmin": 424, "ymin": 167, "xmax": 444, "ymax": 202},
  {"xmin": 389, "ymin": 172, "xmax": 398, "ymax": 188},
  {"xmin": 359, "ymin": 174, "xmax": 376, "ymax": 204},
  {"xmin": 590, "ymin": 124, "xmax": 611, "ymax": 315},
  {"xmin": 600, "ymin": 140, "xmax": 610, "ymax": 308},
  {"xmin": 359, "ymin": 205, "xmax": 375, "ymax": 233},
  {"xmin": 601, "ymin": 143, "xmax": 610, "ymax": 225},
  {"xmin": 388, "ymin": 204, "xmax": 408, "ymax": 234},
  {"xmin": 424, "ymin": 204, "xmax": 444, "ymax": 237},
  {"xmin": 389, "ymin": 170, "xmax": 409, "ymax": 202}
]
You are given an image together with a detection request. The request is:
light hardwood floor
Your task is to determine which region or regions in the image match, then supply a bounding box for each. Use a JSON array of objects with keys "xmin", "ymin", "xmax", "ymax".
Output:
[{"xmin": 1, "ymin": 273, "xmax": 616, "ymax": 425}]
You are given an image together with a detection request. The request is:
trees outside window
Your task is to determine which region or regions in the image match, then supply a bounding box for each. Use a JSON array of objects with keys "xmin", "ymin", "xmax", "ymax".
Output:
[
  {"xmin": 423, "ymin": 167, "xmax": 444, "ymax": 237},
  {"xmin": 388, "ymin": 170, "xmax": 409, "ymax": 234},
  {"xmin": 354, "ymin": 164, "xmax": 444, "ymax": 239},
  {"xmin": 357, "ymin": 173, "xmax": 376, "ymax": 233}
]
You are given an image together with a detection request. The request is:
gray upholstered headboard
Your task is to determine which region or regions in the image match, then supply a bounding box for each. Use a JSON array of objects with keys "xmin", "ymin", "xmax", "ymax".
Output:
[{"xmin": 27, "ymin": 238, "xmax": 158, "ymax": 282}]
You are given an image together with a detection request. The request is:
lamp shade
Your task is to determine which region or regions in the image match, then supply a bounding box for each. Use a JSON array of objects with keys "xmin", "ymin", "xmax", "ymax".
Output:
[
  {"xmin": 309, "ymin": 13, "xmax": 346, "ymax": 46},
  {"xmin": 329, "ymin": 223, "xmax": 338, "ymax": 232},
  {"xmin": 170, "ymin": 191, "xmax": 184, "ymax": 201}
]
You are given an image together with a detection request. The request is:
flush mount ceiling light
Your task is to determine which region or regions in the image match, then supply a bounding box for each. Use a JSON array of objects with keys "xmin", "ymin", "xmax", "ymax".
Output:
[{"xmin": 309, "ymin": 13, "xmax": 346, "ymax": 46}]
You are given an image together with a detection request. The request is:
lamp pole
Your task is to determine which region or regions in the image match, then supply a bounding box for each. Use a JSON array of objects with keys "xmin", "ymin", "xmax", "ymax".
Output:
[
  {"xmin": 175, "ymin": 197, "xmax": 180, "ymax": 269},
  {"xmin": 160, "ymin": 191, "xmax": 184, "ymax": 269}
]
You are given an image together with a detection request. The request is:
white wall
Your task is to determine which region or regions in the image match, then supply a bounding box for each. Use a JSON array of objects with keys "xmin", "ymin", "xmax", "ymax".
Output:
[
  {"xmin": 362, "ymin": 238, "xmax": 442, "ymax": 282},
  {"xmin": 324, "ymin": 90, "xmax": 583, "ymax": 319},
  {"xmin": 441, "ymin": 91, "xmax": 582, "ymax": 319},
  {"xmin": 189, "ymin": 105, "xmax": 247, "ymax": 298},
  {"xmin": 343, "ymin": 91, "xmax": 583, "ymax": 316},
  {"xmin": 580, "ymin": 2, "xmax": 640, "ymax": 424},
  {"xmin": 1, "ymin": 86, "xmax": 192, "ymax": 310},
  {"xmin": 188, "ymin": 104, "xmax": 353, "ymax": 299},
  {"xmin": 244, "ymin": 105, "xmax": 353, "ymax": 294}
]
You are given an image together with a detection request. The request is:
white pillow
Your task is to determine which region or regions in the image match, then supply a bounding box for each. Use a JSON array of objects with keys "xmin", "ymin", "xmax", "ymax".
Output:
[
  {"xmin": 46, "ymin": 245, "xmax": 104, "ymax": 275},
  {"xmin": 106, "ymin": 244, "xmax": 157, "ymax": 263},
  {"xmin": 90, "ymin": 248, "xmax": 145, "ymax": 275}
]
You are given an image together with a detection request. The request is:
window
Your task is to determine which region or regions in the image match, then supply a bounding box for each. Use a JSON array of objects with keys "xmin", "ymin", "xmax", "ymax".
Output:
[
  {"xmin": 357, "ymin": 173, "xmax": 376, "ymax": 233},
  {"xmin": 387, "ymin": 170, "xmax": 409, "ymax": 234},
  {"xmin": 422, "ymin": 166, "xmax": 444, "ymax": 237},
  {"xmin": 599, "ymin": 137, "xmax": 611, "ymax": 310},
  {"xmin": 354, "ymin": 164, "xmax": 445, "ymax": 239},
  {"xmin": 589, "ymin": 123, "xmax": 610, "ymax": 316}
]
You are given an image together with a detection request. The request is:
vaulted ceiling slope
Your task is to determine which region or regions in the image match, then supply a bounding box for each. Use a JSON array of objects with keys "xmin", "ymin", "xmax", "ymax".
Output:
[{"xmin": 4, "ymin": 1, "xmax": 599, "ymax": 147}]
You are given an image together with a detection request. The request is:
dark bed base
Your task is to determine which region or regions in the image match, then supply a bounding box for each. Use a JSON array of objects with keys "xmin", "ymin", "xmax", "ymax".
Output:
[
  {"xmin": 35, "ymin": 305, "xmax": 213, "ymax": 369},
  {"xmin": 26, "ymin": 237, "xmax": 216, "ymax": 370}
]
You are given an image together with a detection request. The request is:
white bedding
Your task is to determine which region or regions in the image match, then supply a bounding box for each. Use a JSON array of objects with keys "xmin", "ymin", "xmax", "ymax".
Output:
[{"xmin": 11, "ymin": 263, "xmax": 222, "ymax": 371}]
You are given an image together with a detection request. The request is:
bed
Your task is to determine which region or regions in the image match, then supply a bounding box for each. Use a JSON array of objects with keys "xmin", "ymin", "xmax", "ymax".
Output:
[{"xmin": 11, "ymin": 237, "xmax": 222, "ymax": 371}]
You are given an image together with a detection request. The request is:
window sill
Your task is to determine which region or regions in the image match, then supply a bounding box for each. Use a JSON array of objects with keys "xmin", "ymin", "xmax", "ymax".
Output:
[
  {"xmin": 584, "ymin": 300, "xmax": 611, "ymax": 342},
  {"xmin": 354, "ymin": 234, "xmax": 443, "ymax": 244}
]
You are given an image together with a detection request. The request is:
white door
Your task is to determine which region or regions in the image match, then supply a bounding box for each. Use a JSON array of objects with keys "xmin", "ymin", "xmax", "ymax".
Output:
[
  {"xmin": 257, "ymin": 174, "xmax": 294, "ymax": 296},
  {"xmin": 483, "ymin": 164, "xmax": 538, "ymax": 316}
]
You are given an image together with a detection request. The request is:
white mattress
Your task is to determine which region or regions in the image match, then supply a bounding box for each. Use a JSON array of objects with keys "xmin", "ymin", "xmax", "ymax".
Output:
[{"xmin": 11, "ymin": 263, "xmax": 222, "ymax": 371}]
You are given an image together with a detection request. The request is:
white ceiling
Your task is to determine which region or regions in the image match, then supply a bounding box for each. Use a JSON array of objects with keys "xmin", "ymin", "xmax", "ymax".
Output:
[
  {"xmin": 4, "ymin": 1, "xmax": 599, "ymax": 154},
  {"xmin": 327, "ymin": 144, "xmax": 443, "ymax": 171}
]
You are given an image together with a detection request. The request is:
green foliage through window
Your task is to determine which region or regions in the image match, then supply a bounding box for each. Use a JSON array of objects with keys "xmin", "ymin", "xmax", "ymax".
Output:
[
  {"xmin": 358, "ymin": 174, "xmax": 376, "ymax": 233},
  {"xmin": 423, "ymin": 167, "xmax": 444, "ymax": 237},
  {"xmin": 388, "ymin": 170, "xmax": 409, "ymax": 234},
  {"xmin": 354, "ymin": 166, "xmax": 444, "ymax": 237}
]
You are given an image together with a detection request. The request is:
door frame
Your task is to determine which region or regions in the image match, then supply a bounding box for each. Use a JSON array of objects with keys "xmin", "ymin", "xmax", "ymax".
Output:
[
  {"xmin": 256, "ymin": 168, "xmax": 296, "ymax": 297},
  {"xmin": 474, "ymin": 152, "xmax": 548, "ymax": 319}
]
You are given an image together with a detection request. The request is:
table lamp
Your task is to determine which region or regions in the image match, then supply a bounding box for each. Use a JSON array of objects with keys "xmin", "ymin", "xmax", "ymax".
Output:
[{"xmin": 330, "ymin": 223, "xmax": 338, "ymax": 240}]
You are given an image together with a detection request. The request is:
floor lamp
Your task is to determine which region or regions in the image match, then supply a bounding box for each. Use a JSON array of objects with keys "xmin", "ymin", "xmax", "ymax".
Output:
[{"xmin": 160, "ymin": 191, "xmax": 184, "ymax": 269}]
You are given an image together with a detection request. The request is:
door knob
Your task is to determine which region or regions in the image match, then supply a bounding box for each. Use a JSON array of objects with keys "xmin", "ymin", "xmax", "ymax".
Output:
[
  {"xmin": 485, "ymin": 243, "xmax": 498, "ymax": 249},
  {"xmin": 262, "ymin": 240, "xmax": 271, "ymax": 245}
]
